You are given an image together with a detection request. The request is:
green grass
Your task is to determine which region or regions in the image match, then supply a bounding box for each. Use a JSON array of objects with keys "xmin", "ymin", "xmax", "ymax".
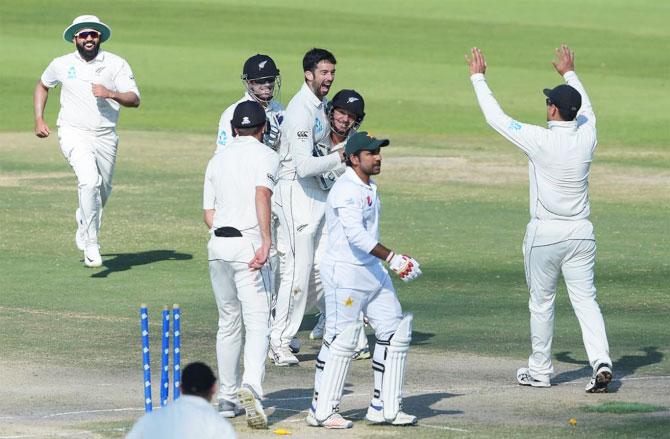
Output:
[{"xmin": 582, "ymin": 401, "xmax": 667, "ymax": 414}]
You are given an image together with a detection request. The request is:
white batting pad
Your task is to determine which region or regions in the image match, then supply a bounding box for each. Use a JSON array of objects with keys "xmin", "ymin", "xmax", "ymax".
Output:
[
  {"xmin": 382, "ymin": 313, "xmax": 413, "ymax": 421},
  {"xmin": 314, "ymin": 320, "xmax": 363, "ymax": 422}
]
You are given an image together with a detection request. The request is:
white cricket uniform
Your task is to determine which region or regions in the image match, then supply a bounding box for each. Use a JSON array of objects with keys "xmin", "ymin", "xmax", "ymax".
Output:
[
  {"xmin": 311, "ymin": 167, "xmax": 402, "ymax": 413},
  {"xmin": 214, "ymin": 93, "xmax": 285, "ymax": 297},
  {"xmin": 215, "ymin": 93, "xmax": 284, "ymax": 154},
  {"xmin": 40, "ymin": 50, "xmax": 139, "ymax": 245},
  {"xmin": 125, "ymin": 395, "xmax": 236, "ymax": 439},
  {"xmin": 270, "ymin": 83, "xmax": 343, "ymax": 349},
  {"xmin": 203, "ymin": 135, "xmax": 279, "ymax": 402},
  {"xmin": 470, "ymin": 71, "xmax": 611, "ymax": 380},
  {"xmin": 320, "ymin": 167, "xmax": 402, "ymax": 341}
]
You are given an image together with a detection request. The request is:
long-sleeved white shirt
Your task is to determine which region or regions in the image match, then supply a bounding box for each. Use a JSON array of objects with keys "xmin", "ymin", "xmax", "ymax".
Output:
[
  {"xmin": 125, "ymin": 395, "xmax": 236, "ymax": 439},
  {"xmin": 277, "ymin": 83, "xmax": 341, "ymax": 182},
  {"xmin": 471, "ymin": 71, "xmax": 597, "ymax": 246},
  {"xmin": 322, "ymin": 167, "xmax": 380, "ymax": 266}
]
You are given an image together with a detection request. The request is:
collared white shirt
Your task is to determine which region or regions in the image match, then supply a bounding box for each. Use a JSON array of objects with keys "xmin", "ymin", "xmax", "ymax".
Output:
[
  {"xmin": 215, "ymin": 92, "xmax": 284, "ymax": 154},
  {"xmin": 203, "ymin": 135, "xmax": 279, "ymax": 236},
  {"xmin": 277, "ymin": 83, "xmax": 340, "ymax": 181},
  {"xmin": 125, "ymin": 395, "xmax": 236, "ymax": 439},
  {"xmin": 40, "ymin": 50, "xmax": 140, "ymax": 131},
  {"xmin": 471, "ymin": 71, "xmax": 597, "ymax": 245},
  {"xmin": 322, "ymin": 167, "xmax": 380, "ymax": 266}
]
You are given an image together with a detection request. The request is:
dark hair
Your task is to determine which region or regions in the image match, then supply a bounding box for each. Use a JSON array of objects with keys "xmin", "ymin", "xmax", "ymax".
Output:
[
  {"xmin": 235, "ymin": 124, "xmax": 264, "ymax": 137},
  {"xmin": 344, "ymin": 151, "xmax": 361, "ymax": 167},
  {"xmin": 303, "ymin": 48, "xmax": 336, "ymax": 72},
  {"xmin": 181, "ymin": 362, "xmax": 216, "ymax": 398}
]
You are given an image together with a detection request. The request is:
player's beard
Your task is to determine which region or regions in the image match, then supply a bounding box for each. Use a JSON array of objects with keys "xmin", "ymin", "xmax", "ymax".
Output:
[{"xmin": 76, "ymin": 40, "xmax": 100, "ymax": 61}]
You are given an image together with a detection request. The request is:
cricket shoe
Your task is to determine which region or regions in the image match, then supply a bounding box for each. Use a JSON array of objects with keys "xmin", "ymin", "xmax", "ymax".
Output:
[
  {"xmin": 84, "ymin": 243, "xmax": 102, "ymax": 268},
  {"xmin": 365, "ymin": 404, "xmax": 417, "ymax": 425},
  {"xmin": 218, "ymin": 399, "xmax": 244, "ymax": 418},
  {"xmin": 516, "ymin": 367, "xmax": 551, "ymax": 388},
  {"xmin": 237, "ymin": 384, "xmax": 267, "ymax": 429},
  {"xmin": 289, "ymin": 336, "xmax": 301, "ymax": 354},
  {"xmin": 309, "ymin": 312, "xmax": 326, "ymax": 340},
  {"xmin": 585, "ymin": 363, "xmax": 613, "ymax": 393},
  {"xmin": 269, "ymin": 345, "xmax": 299, "ymax": 366},
  {"xmin": 75, "ymin": 208, "xmax": 86, "ymax": 251},
  {"xmin": 305, "ymin": 410, "xmax": 353, "ymax": 429}
]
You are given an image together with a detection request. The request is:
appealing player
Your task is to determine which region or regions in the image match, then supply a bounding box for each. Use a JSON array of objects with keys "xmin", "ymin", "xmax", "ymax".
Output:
[
  {"xmin": 307, "ymin": 132, "xmax": 421, "ymax": 429},
  {"xmin": 204, "ymin": 101, "xmax": 279, "ymax": 428},
  {"xmin": 33, "ymin": 15, "xmax": 140, "ymax": 267},
  {"xmin": 269, "ymin": 48, "xmax": 346, "ymax": 366},
  {"xmin": 466, "ymin": 45, "xmax": 613, "ymax": 392},
  {"xmin": 215, "ymin": 54, "xmax": 284, "ymax": 153}
]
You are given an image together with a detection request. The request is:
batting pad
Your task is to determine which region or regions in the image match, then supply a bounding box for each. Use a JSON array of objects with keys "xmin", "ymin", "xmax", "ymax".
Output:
[
  {"xmin": 382, "ymin": 313, "xmax": 413, "ymax": 421},
  {"xmin": 314, "ymin": 320, "xmax": 363, "ymax": 422}
]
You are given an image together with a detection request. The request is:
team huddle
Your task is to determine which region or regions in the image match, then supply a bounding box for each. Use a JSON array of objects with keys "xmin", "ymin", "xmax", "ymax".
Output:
[{"xmin": 34, "ymin": 14, "xmax": 614, "ymax": 437}]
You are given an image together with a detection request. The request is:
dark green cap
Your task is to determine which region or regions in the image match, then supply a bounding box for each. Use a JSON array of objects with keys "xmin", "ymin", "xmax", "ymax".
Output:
[{"xmin": 344, "ymin": 131, "xmax": 390, "ymax": 156}]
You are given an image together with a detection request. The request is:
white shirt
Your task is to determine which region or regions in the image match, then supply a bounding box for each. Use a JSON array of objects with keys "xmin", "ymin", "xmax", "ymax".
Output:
[
  {"xmin": 40, "ymin": 50, "xmax": 140, "ymax": 131},
  {"xmin": 215, "ymin": 93, "xmax": 284, "ymax": 153},
  {"xmin": 322, "ymin": 167, "xmax": 380, "ymax": 266},
  {"xmin": 203, "ymin": 136, "xmax": 279, "ymax": 237},
  {"xmin": 125, "ymin": 395, "xmax": 236, "ymax": 439},
  {"xmin": 278, "ymin": 83, "xmax": 340, "ymax": 182},
  {"xmin": 471, "ymin": 71, "xmax": 597, "ymax": 246}
]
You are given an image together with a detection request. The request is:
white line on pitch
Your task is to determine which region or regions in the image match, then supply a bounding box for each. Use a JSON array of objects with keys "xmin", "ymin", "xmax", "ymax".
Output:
[{"xmin": 42, "ymin": 407, "xmax": 143, "ymax": 419}]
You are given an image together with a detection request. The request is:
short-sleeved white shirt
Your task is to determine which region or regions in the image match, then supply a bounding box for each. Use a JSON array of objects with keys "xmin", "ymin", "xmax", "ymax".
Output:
[
  {"xmin": 40, "ymin": 50, "xmax": 140, "ymax": 131},
  {"xmin": 215, "ymin": 93, "xmax": 284, "ymax": 154},
  {"xmin": 203, "ymin": 136, "xmax": 280, "ymax": 236},
  {"xmin": 125, "ymin": 395, "xmax": 236, "ymax": 439},
  {"xmin": 277, "ymin": 83, "xmax": 340, "ymax": 181},
  {"xmin": 322, "ymin": 167, "xmax": 380, "ymax": 266}
]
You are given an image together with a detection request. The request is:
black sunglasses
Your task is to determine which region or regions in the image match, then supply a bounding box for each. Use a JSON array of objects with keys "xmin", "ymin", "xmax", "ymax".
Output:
[{"xmin": 76, "ymin": 31, "xmax": 100, "ymax": 39}]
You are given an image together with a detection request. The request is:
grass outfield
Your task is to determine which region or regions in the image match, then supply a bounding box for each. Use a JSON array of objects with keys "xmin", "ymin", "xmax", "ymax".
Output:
[{"xmin": 1, "ymin": 0, "xmax": 669, "ymax": 437}]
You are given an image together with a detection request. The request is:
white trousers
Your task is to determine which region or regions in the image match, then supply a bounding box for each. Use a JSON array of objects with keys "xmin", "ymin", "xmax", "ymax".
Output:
[
  {"xmin": 523, "ymin": 237, "xmax": 611, "ymax": 380},
  {"xmin": 208, "ymin": 235, "xmax": 272, "ymax": 402},
  {"xmin": 320, "ymin": 260, "xmax": 402, "ymax": 342},
  {"xmin": 58, "ymin": 126, "xmax": 118, "ymax": 245},
  {"xmin": 271, "ymin": 179, "xmax": 326, "ymax": 348}
]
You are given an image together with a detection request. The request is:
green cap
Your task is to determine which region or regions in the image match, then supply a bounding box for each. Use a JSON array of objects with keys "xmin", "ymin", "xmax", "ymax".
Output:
[{"xmin": 344, "ymin": 131, "xmax": 390, "ymax": 156}]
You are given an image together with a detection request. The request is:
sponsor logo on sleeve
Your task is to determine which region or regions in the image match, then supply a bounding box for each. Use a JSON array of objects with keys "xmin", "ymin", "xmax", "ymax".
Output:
[
  {"xmin": 217, "ymin": 130, "xmax": 227, "ymax": 146},
  {"xmin": 508, "ymin": 120, "xmax": 522, "ymax": 131},
  {"xmin": 267, "ymin": 173, "xmax": 277, "ymax": 184}
]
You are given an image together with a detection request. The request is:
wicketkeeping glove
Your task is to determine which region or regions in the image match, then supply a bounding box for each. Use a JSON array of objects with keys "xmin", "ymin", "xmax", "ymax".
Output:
[{"xmin": 386, "ymin": 252, "xmax": 422, "ymax": 282}]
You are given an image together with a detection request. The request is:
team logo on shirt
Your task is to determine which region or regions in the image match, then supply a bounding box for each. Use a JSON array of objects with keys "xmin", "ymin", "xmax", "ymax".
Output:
[
  {"xmin": 67, "ymin": 66, "xmax": 76, "ymax": 80},
  {"xmin": 314, "ymin": 117, "xmax": 323, "ymax": 135},
  {"xmin": 296, "ymin": 130, "xmax": 309, "ymax": 140},
  {"xmin": 344, "ymin": 297, "xmax": 354, "ymax": 307},
  {"xmin": 217, "ymin": 130, "xmax": 228, "ymax": 146},
  {"xmin": 366, "ymin": 195, "xmax": 372, "ymax": 206}
]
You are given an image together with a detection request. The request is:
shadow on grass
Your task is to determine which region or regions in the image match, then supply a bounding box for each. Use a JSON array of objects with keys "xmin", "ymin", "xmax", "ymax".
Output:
[
  {"xmin": 553, "ymin": 346, "xmax": 663, "ymax": 392},
  {"xmin": 90, "ymin": 250, "xmax": 193, "ymax": 278}
]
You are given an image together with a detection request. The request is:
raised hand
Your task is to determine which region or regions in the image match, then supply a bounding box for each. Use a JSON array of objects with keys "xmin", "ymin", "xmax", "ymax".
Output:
[
  {"xmin": 465, "ymin": 47, "xmax": 487, "ymax": 75},
  {"xmin": 552, "ymin": 44, "xmax": 575, "ymax": 76}
]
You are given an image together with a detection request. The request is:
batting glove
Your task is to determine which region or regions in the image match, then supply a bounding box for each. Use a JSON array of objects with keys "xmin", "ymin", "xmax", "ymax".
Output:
[{"xmin": 387, "ymin": 252, "xmax": 422, "ymax": 282}]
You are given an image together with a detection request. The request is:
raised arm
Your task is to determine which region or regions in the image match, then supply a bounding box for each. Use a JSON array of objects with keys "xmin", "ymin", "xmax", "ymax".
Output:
[
  {"xmin": 552, "ymin": 44, "xmax": 595, "ymax": 127},
  {"xmin": 466, "ymin": 47, "xmax": 545, "ymax": 157}
]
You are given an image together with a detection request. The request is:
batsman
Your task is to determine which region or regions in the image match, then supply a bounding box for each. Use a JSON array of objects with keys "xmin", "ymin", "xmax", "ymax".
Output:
[{"xmin": 306, "ymin": 132, "xmax": 422, "ymax": 429}]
